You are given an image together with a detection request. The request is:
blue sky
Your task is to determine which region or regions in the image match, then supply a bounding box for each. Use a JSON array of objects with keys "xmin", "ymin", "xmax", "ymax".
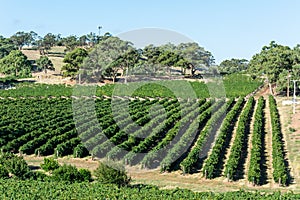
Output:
[{"xmin": 0, "ymin": 0, "xmax": 299, "ymax": 64}]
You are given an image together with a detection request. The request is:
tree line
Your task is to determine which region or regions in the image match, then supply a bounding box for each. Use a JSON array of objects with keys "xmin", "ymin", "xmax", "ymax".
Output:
[
  {"xmin": 1, "ymin": 30, "xmax": 300, "ymax": 95},
  {"xmin": 64, "ymin": 36, "xmax": 215, "ymax": 83},
  {"xmin": 0, "ymin": 31, "xmax": 215, "ymax": 80}
]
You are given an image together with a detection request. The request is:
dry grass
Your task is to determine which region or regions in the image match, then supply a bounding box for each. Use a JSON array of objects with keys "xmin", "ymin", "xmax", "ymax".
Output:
[
  {"xmin": 277, "ymin": 97, "xmax": 300, "ymax": 190},
  {"xmin": 22, "ymin": 50, "xmax": 41, "ymax": 60},
  {"xmin": 49, "ymin": 56, "xmax": 64, "ymax": 72},
  {"xmin": 22, "ymin": 46, "xmax": 65, "ymax": 73},
  {"xmin": 23, "ymin": 154, "xmax": 299, "ymax": 193}
]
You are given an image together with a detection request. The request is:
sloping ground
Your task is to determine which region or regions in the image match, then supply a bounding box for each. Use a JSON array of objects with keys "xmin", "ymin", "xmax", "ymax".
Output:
[
  {"xmin": 264, "ymin": 96, "xmax": 274, "ymax": 187},
  {"xmin": 22, "ymin": 47, "xmax": 65, "ymax": 73},
  {"xmin": 24, "ymin": 155, "xmax": 296, "ymax": 193},
  {"xmin": 276, "ymin": 97, "xmax": 300, "ymax": 191}
]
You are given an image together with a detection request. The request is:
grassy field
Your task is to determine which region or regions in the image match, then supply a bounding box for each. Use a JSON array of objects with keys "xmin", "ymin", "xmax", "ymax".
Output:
[{"xmin": 22, "ymin": 46, "xmax": 65, "ymax": 72}]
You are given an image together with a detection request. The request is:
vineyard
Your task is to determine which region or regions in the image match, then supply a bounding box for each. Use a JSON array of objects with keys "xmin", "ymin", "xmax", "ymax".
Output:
[
  {"xmin": 1, "ymin": 0, "xmax": 300, "ymax": 198},
  {"xmin": 0, "ymin": 73, "xmax": 297, "ymax": 198},
  {"xmin": 0, "ymin": 77, "xmax": 293, "ymax": 190},
  {"xmin": 0, "ymin": 180, "xmax": 299, "ymax": 199},
  {"xmin": 0, "ymin": 74, "xmax": 261, "ymax": 98}
]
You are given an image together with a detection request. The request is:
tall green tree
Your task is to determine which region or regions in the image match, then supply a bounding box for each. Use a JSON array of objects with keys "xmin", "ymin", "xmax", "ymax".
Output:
[
  {"xmin": 62, "ymin": 36, "xmax": 79, "ymax": 52},
  {"xmin": 33, "ymin": 33, "xmax": 57, "ymax": 55},
  {"xmin": 43, "ymin": 33, "xmax": 57, "ymax": 49},
  {"xmin": 62, "ymin": 48, "xmax": 88, "ymax": 77},
  {"xmin": 36, "ymin": 56, "xmax": 54, "ymax": 73},
  {"xmin": 112, "ymin": 49, "xmax": 141, "ymax": 83},
  {"xmin": 0, "ymin": 50, "xmax": 32, "ymax": 77},
  {"xmin": 275, "ymin": 64, "xmax": 300, "ymax": 94},
  {"xmin": 83, "ymin": 36, "xmax": 133, "ymax": 83},
  {"xmin": 0, "ymin": 36, "xmax": 16, "ymax": 59},
  {"xmin": 157, "ymin": 50, "xmax": 183, "ymax": 75},
  {"xmin": 141, "ymin": 45, "xmax": 164, "ymax": 75},
  {"xmin": 292, "ymin": 44, "xmax": 300, "ymax": 65},
  {"xmin": 218, "ymin": 58, "xmax": 248, "ymax": 74},
  {"xmin": 10, "ymin": 31, "xmax": 37, "ymax": 50},
  {"xmin": 79, "ymin": 35, "xmax": 88, "ymax": 47},
  {"xmin": 176, "ymin": 42, "xmax": 214, "ymax": 75},
  {"xmin": 248, "ymin": 41, "xmax": 294, "ymax": 94}
]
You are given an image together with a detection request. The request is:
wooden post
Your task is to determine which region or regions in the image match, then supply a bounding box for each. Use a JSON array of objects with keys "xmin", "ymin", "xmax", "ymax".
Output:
[
  {"xmin": 205, "ymin": 170, "xmax": 207, "ymax": 178},
  {"xmin": 279, "ymin": 178, "xmax": 282, "ymax": 186},
  {"xmin": 56, "ymin": 150, "xmax": 59, "ymax": 158},
  {"xmin": 287, "ymin": 72, "xmax": 290, "ymax": 99},
  {"xmin": 91, "ymin": 153, "xmax": 94, "ymax": 161},
  {"xmin": 37, "ymin": 150, "xmax": 40, "ymax": 157}
]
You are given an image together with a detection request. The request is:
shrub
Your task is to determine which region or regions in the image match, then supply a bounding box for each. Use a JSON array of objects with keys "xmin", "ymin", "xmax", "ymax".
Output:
[
  {"xmin": 41, "ymin": 157, "xmax": 60, "ymax": 172},
  {"xmin": 0, "ymin": 152, "xmax": 15, "ymax": 165},
  {"xmin": 289, "ymin": 127, "xmax": 296, "ymax": 132},
  {"xmin": 73, "ymin": 144, "xmax": 89, "ymax": 158},
  {"xmin": 24, "ymin": 171, "xmax": 48, "ymax": 181},
  {"xmin": 0, "ymin": 164, "xmax": 9, "ymax": 179},
  {"xmin": 4, "ymin": 155, "xmax": 29, "ymax": 179},
  {"xmin": 78, "ymin": 168, "xmax": 92, "ymax": 182},
  {"xmin": 94, "ymin": 161, "xmax": 131, "ymax": 187},
  {"xmin": 52, "ymin": 164, "xmax": 89, "ymax": 183}
]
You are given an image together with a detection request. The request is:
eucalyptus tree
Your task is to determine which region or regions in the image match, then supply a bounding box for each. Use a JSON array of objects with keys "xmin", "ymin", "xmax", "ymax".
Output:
[
  {"xmin": 36, "ymin": 56, "xmax": 54, "ymax": 73},
  {"xmin": 83, "ymin": 36, "xmax": 134, "ymax": 83},
  {"xmin": 0, "ymin": 50, "xmax": 32, "ymax": 77},
  {"xmin": 249, "ymin": 41, "xmax": 294, "ymax": 94}
]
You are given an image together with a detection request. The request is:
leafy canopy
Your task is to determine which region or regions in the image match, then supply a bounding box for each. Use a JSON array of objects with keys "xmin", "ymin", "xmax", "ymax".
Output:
[
  {"xmin": 0, "ymin": 50, "xmax": 32, "ymax": 78},
  {"xmin": 62, "ymin": 48, "xmax": 88, "ymax": 77}
]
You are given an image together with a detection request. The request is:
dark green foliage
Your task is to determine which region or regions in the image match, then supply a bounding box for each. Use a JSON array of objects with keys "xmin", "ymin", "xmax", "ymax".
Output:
[
  {"xmin": 179, "ymin": 99, "xmax": 231, "ymax": 174},
  {"xmin": 55, "ymin": 137, "xmax": 81, "ymax": 157},
  {"xmin": 94, "ymin": 161, "xmax": 131, "ymax": 186},
  {"xmin": 35, "ymin": 56, "xmax": 54, "ymax": 73},
  {"xmin": 78, "ymin": 168, "xmax": 92, "ymax": 182},
  {"xmin": 0, "ymin": 165, "xmax": 9, "ymax": 179},
  {"xmin": 0, "ymin": 153, "xmax": 30, "ymax": 179},
  {"xmin": 269, "ymin": 95, "xmax": 289, "ymax": 186},
  {"xmin": 0, "ymin": 179, "xmax": 299, "ymax": 199},
  {"xmin": 0, "ymin": 36, "xmax": 16, "ymax": 59},
  {"xmin": 73, "ymin": 144, "xmax": 89, "ymax": 158},
  {"xmin": 0, "ymin": 50, "xmax": 32, "ymax": 78},
  {"xmin": 5, "ymin": 157, "xmax": 29, "ymax": 179},
  {"xmin": 249, "ymin": 41, "xmax": 294, "ymax": 83},
  {"xmin": 52, "ymin": 164, "xmax": 90, "ymax": 183},
  {"xmin": 202, "ymin": 98, "xmax": 245, "ymax": 178},
  {"xmin": 224, "ymin": 97, "xmax": 255, "ymax": 180},
  {"xmin": 61, "ymin": 48, "xmax": 88, "ymax": 77},
  {"xmin": 24, "ymin": 171, "xmax": 48, "ymax": 181},
  {"xmin": 40, "ymin": 157, "xmax": 60, "ymax": 172},
  {"xmin": 218, "ymin": 58, "xmax": 248, "ymax": 74},
  {"xmin": 248, "ymin": 97, "xmax": 265, "ymax": 185}
]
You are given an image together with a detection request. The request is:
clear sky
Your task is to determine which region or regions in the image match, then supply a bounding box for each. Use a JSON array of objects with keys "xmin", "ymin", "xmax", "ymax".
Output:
[{"xmin": 0, "ymin": 0, "xmax": 299, "ymax": 64}]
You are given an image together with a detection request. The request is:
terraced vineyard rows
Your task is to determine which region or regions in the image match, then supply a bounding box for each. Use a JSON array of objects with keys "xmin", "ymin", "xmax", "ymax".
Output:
[{"xmin": 0, "ymin": 94, "xmax": 291, "ymax": 187}]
